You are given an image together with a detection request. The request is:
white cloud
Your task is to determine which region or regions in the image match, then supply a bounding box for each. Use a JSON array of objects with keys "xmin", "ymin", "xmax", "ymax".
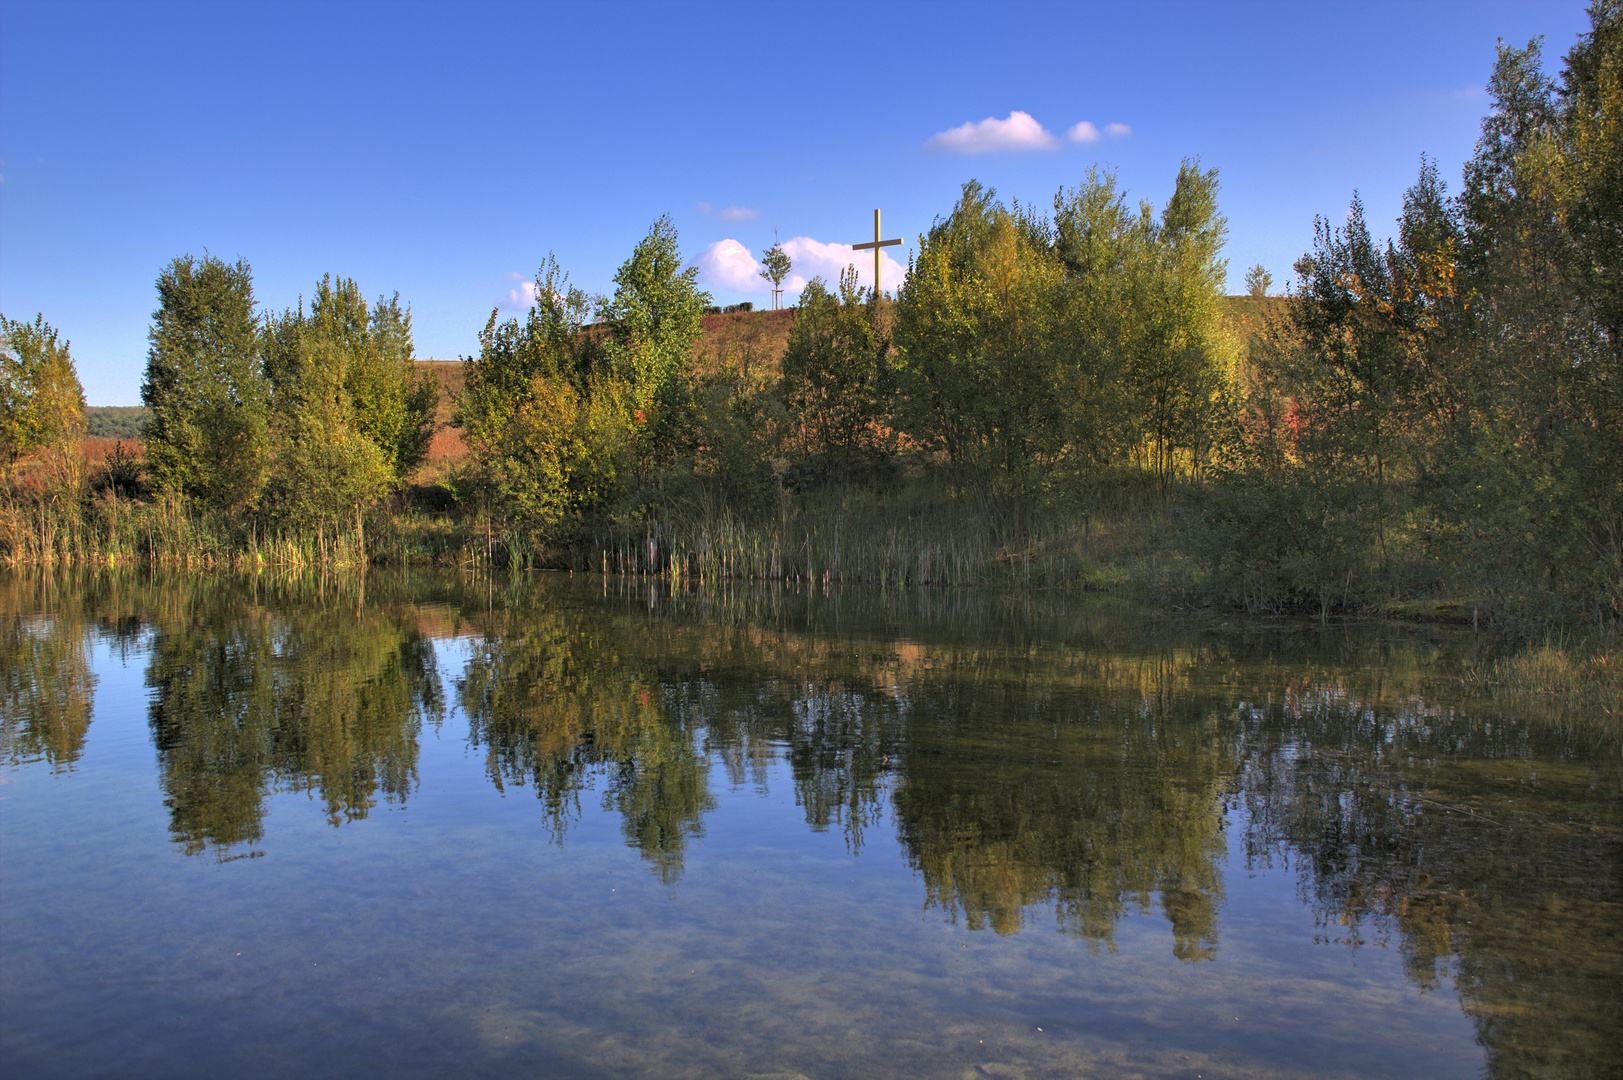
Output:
[
  {"xmin": 695, "ymin": 239, "xmax": 766, "ymax": 293},
  {"xmin": 781, "ymin": 236, "xmax": 908, "ymax": 297},
  {"xmin": 500, "ymin": 279, "xmax": 539, "ymax": 311},
  {"xmin": 1067, "ymin": 121, "xmax": 1101, "ymax": 143},
  {"xmin": 695, "ymin": 235, "xmax": 911, "ymax": 299},
  {"xmin": 696, "ymin": 201, "xmax": 713, "ymax": 215},
  {"xmin": 1105, "ymin": 122, "xmax": 1131, "ymax": 138},
  {"xmin": 926, "ymin": 110, "xmax": 1058, "ymax": 154}
]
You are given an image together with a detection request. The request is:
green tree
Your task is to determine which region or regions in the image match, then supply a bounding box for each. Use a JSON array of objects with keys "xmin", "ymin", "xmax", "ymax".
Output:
[
  {"xmin": 369, "ymin": 293, "xmax": 440, "ymax": 478},
  {"xmin": 260, "ymin": 331, "xmax": 395, "ymax": 540},
  {"xmin": 758, "ymin": 236, "xmax": 793, "ymax": 310},
  {"xmin": 778, "ymin": 268, "xmax": 888, "ymax": 480},
  {"xmin": 1197, "ymin": 166, "xmax": 1463, "ymax": 614},
  {"xmin": 1122, "ymin": 160, "xmax": 1230, "ymax": 495},
  {"xmin": 265, "ymin": 276, "xmax": 438, "ymax": 485},
  {"xmin": 456, "ymin": 255, "xmax": 629, "ymax": 540},
  {"xmin": 600, "ymin": 214, "xmax": 711, "ymax": 467},
  {"xmin": 893, "ymin": 181, "xmax": 1068, "ymax": 488},
  {"xmin": 1049, "ymin": 168, "xmax": 1153, "ymax": 469},
  {"xmin": 1441, "ymin": 20, "xmax": 1622, "ymax": 623},
  {"xmin": 0, "ymin": 314, "xmax": 85, "ymax": 473},
  {"xmin": 140, "ymin": 254, "xmax": 269, "ymax": 513},
  {"xmin": 1244, "ymin": 264, "xmax": 1273, "ymax": 298}
]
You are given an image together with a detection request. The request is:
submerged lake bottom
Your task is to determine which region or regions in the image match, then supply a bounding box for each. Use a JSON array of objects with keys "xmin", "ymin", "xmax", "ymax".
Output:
[{"xmin": 1, "ymin": 570, "xmax": 1618, "ymax": 1079}]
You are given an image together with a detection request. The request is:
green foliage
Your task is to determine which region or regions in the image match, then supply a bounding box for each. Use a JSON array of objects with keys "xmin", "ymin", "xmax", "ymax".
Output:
[
  {"xmin": 259, "ymin": 275, "xmax": 441, "ymax": 533},
  {"xmin": 0, "ymin": 314, "xmax": 85, "ymax": 470},
  {"xmin": 1192, "ymin": 468, "xmax": 1372, "ymax": 616},
  {"xmin": 455, "ymin": 224, "xmax": 716, "ymax": 550},
  {"xmin": 141, "ymin": 254, "xmax": 270, "ymax": 513},
  {"xmin": 265, "ymin": 276, "xmax": 438, "ymax": 484},
  {"xmin": 893, "ymin": 181, "xmax": 1070, "ymax": 486},
  {"xmin": 600, "ymin": 214, "xmax": 711, "ymax": 464},
  {"xmin": 1196, "ymin": 7, "xmax": 1622, "ymax": 627},
  {"xmin": 362, "ymin": 290, "xmax": 438, "ymax": 477},
  {"xmin": 690, "ymin": 372, "xmax": 781, "ymax": 515},
  {"xmin": 84, "ymin": 407, "xmax": 150, "ymax": 441},
  {"xmin": 779, "ymin": 268, "xmax": 888, "ymax": 482},
  {"xmin": 758, "ymin": 239, "xmax": 792, "ymax": 309},
  {"xmin": 1121, "ymin": 160, "xmax": 1231, "ymax": 494},
  {"xmin": 260, "ymin": 334, "xmax": 394, "ymax": 533},
  {"xmin": 895, "ymin": 169, "xmax": 1230, "ymax": 497},
  {"xmin": 1046, "ymin": 169, "xmax": 1150, "ymax": 467},
  {"xmin": 1244, "ymin": 264, "xmax": 1273, "ymax": 298},
  {"xmin": 456, "ymin": 256, "xmax": 630, "ymax": 540}
]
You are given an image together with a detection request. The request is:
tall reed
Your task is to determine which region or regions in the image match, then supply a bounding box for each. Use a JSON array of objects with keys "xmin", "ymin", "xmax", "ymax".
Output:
[{"xmin": 586, "ymin": 478, "xmax": 1162, "ymax": 591}]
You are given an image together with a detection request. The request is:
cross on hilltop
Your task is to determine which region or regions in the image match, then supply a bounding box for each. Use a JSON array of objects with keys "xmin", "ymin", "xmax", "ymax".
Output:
[{"xmin": 852, "ymin": 209, "xmax": 902, "ymax": 297}]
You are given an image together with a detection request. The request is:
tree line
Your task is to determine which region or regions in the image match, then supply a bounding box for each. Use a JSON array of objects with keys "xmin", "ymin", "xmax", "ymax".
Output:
[
  {"xmin": 140, "ymin": 257, "xmax": 438, "ymax": 537},
  {"xmin": 1201, "ymin": 15, "xmax": 1620, "ymax": 627}
]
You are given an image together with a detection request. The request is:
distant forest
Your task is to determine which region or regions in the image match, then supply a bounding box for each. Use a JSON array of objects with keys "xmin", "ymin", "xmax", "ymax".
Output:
[{"xmin": 85, "ymin": 406, "xmax": 150, "ymax": 440}]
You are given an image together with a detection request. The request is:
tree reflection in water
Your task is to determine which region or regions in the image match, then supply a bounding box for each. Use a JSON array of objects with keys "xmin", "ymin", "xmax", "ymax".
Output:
[
  {"xmin": 458, "ymin": 609, "xmax": 716, "ymax": 885},
  {"xmin": 2, "ymin": 569, "xmax": 1616, "ymax": 1075},
  {"xmin": 1, "ymin": 598, "xmax": 97, "ymax": 771},
  {"xmin": 138, "ymin": 573, "xmax": 444, "ymax": 855},
  {"xmin": 450, "ymin": 577, "xmax": 1619, "ymax": 1073}
]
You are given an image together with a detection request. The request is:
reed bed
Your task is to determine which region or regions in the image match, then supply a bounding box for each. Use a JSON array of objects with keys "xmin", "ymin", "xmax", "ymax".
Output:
[
  {"xmin": 1465, "ymin": 637, "xmax": 1623, "ymax": 722},
  {"xmin": 588, "ymin": 481, "xmax": 1159, "ymax": 592},
  {"xmin": 0, "ymin": 488, "xmax": 384, "ymax": 571}
]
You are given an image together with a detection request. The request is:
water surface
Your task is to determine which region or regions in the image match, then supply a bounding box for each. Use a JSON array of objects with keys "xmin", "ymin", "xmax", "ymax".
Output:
[{"xmin": 2, "ymin": 570, "xmax": 1618, "ymax": 1079}]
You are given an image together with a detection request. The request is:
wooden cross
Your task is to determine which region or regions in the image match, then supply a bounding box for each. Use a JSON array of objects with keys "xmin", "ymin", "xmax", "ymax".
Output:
[{"xmin": 852, "ymin": 208, "xmax": 902, "ymax": 296}]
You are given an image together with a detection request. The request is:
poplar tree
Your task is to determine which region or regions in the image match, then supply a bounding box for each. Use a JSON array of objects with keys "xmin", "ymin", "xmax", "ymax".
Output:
[
  {"xmin": 368, "ymin": 293, "xmax": 439, "ymax": 478},
  {"xmin": 1126, "ymin": 160, "xmax": 1229, "ymax": 494},
  {"xmin": 260, "ymin": 331, "xmax": 394, "ymax": 537},
  {"xmin": 267, "ymin": 276, "xmax": 437, "ymax": 483},
  {"xmin": 893, "ymin": 181, "xmax": 1069, "ymax": 487},
  {"xmin": 141, "ymin": 254, "xmax": 269, "ymax": 512},
  {"xmin": 599, "ymin": 215, "xmax": 711, "ymax": 471},
  {"xmin": 602, "ymin": 215, "xmax": 710, "ymax": 409}
]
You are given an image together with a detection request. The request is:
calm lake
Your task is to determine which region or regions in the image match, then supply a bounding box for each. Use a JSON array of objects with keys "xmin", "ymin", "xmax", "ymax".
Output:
[{"xmin": 1, "ymin": 570, "xmax": 1618, "ymax": 1079}]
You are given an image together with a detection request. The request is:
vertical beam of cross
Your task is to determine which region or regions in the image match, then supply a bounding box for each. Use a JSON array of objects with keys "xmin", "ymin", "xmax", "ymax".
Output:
[{"xmin": 851, "ymin": 209, "xmax": 902, "ymax": 297}]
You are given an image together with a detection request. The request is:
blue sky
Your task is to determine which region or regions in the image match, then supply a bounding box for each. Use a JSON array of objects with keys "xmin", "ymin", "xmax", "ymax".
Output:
[{"xmin": 0, "ymin": 0, "xmax": 1597, "ymax": 405}]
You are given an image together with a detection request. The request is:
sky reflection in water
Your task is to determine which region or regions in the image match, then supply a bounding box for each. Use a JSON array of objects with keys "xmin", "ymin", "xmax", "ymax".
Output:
[{"xmin": 2, "ymin": 570, "xmax": 1619, "ymax": 1079}]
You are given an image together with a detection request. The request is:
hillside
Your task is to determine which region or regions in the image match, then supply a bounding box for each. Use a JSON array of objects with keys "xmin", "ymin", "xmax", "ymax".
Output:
[
  {"xmin": 689, "ymin": 308, "xmax": 795, "ymax": 381},
  {"xmin": 1220, "ymin": 294, "xmax": 1291, "ymax": 342}
]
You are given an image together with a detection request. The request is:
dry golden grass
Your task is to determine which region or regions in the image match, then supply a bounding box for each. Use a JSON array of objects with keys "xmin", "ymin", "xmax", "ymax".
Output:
[
  {"xmin": 79, "ymin": 436, "xmax": 143, "ymax": 465},
  {"xmin": 409, "ymin": 361, "xmax": 470, "ymax": 486},
  {"xmin": 413, "ymin": 360, "xmax": 465, "ymax": 423},
  {"xmin": 690, "ymin": 309, "xmax": 794, "ymax": 382},
  {"xmin": 1490, "ymin": 642, "xmax": 1623, "ymax": 719}
]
